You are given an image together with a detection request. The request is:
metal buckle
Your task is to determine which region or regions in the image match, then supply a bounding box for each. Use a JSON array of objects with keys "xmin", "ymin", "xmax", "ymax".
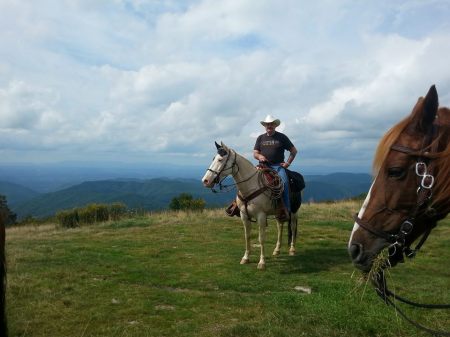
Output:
[
  {"xmin": 388, "ymin": 243, "xmax": 398, "ymax": 257},
  {"xmin": 421, "ymin": 174, "xmax": 434, "ymax": 189},
  {"xmin": 404, "ymin": 247, "xmax": 416, "ymax": 259},
  {"xmin": 400, "ymin": 220, "xmax": 413, "ymax": 235},
  {"xmin": 415, "ymin": 162, "xmax": 427, "ymax": 176}
]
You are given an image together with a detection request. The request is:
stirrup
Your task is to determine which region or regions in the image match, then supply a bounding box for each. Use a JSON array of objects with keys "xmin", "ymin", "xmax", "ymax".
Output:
[
  {"xmin": 225, "ymin": 201, "xmax": 240, "ymax": 217},
  {"xmin": 276, "ymin": 207, "xmax": 289, "ymax": 222}
]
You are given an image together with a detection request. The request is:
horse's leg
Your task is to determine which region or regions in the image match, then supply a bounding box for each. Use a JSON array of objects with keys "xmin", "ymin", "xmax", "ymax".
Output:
[
  {"xmin": 273, "ymin": 219, "xmax": 283, "ymax": 256},
  {"xmin": 257, "ymin": 213, "xmax": 267, "ymax": 270},
  {"xmin": 289, "ymin": 213, "xmax": 298, "ymax": 256},
  {"xmin": 240, "ymin": 216, "xmax": 252, "ymax": 265}
]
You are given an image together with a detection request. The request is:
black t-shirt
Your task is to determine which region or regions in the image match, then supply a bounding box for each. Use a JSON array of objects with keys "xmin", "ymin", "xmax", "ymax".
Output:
[{"xmin": 254, "ymin": 131, "xmax": 294, "ymax": 164}]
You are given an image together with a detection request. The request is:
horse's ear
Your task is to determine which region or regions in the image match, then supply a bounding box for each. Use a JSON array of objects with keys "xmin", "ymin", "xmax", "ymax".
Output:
[
  {"xmin": 220, "ymin": 142, "xmax": 229, "ymax": 151},
  {"xmin": 215, "ymin": 141, "xmax": 221, "ymax": 150},
  {"xmin": 417, "ymin": 85, "xmax": 438, "ymax": 132}
]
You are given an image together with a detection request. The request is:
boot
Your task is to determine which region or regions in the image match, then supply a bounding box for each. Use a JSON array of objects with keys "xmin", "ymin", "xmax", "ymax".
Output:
[
  {"xmin": 275, "ymin": 200, "xmax": 289, "ymax": 222},
  {"xmin": 225, "ymin": 200, "xmax": 241, "ymax": 217}
]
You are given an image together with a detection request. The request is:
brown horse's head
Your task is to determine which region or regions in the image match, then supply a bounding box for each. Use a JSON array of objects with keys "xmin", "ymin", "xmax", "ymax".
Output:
[{"xmin": 348, "ymin": 85, "xmax": 450, "ymax": 272}]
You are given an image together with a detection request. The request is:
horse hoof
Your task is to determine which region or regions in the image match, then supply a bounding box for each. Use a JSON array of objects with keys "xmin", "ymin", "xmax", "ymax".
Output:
[
  {"xmin": 289, "ymin": 250, "xmax": 296, "ymax": 256},
  {"xmin": 257, "ymin": 263, "xmax": 266, "ymax": 270},
  {"xmin": 240, "ymin": 258, "xmax": 250, "ymax": 265},
  {"xmin": 272, "ymin": 250, "xmax": 280, "ymax": 256}
]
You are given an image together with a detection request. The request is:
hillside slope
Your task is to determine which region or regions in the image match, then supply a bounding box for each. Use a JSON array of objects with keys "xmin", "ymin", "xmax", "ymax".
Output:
[
  {"xmin": 0, "ymin": 181, "xmax": 41, "ymax": 207},
  {"xmin": 12, "ymin": 173, "xmax": 372, "ymax": 218},
  {"xmin": 13, "ymin": 178, "xmax": 232, "ymax": 218}
]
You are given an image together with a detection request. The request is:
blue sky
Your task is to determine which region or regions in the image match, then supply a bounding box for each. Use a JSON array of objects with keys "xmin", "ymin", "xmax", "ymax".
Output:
[{"xmin": 1, "ymin": 0, "xmax": 450, "ymax": 174}]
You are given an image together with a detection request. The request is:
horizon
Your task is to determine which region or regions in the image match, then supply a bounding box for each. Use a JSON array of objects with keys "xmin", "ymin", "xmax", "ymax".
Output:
[
  {"xmin": 0, "ymin": 159, "xmax": 371, "ymax": 176},
  {"xmin": 2, "ymin": 1, "xmax": 450, "ymax": 171}
]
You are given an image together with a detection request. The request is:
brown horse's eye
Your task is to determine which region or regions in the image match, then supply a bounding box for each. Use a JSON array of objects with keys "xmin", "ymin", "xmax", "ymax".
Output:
[{"xmin": 387, "ymin": 167, "xmax": 406, "ymax": 179}]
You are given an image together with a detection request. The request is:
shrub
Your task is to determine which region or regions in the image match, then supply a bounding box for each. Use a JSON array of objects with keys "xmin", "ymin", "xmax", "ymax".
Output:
[
  {"xmin": 169, "ymin": 193, "xmax": 205, "ymax": 212},
  {"xmin": 109, "ymin": 203, "xmax": 127, "ymax": 221},
  {"xmin": 78, "ymin": 203, "xmax": 110, "ymax": 224},
  {"xmin": 57, "ymin": 202, "xmax": 128, "ymax": 227},
  {"xmin": 56, "ymin": 209, "xmax": 79, "ymax": 228}
]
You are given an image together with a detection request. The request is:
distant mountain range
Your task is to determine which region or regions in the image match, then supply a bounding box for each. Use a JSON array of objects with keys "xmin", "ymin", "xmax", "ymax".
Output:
[
  {"xmin": 0, "ymin": 181, "xmax": 41, "ymax": 207},
  {"xmin": 0, "ymin": 172, "xmax": 372, "ymax": 219}
]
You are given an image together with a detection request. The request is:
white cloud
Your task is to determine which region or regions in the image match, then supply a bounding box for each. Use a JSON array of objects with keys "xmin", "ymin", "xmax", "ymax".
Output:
[
  {"xmin": 1, "ymin": 0, "xmax": 450, "ymax": 171},
  {"xmin": 0, "ymin": 81, "xmax": 61, "ymax": 130}
]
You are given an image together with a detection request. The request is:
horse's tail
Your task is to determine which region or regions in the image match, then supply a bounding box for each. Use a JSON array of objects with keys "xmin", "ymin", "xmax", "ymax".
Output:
[
  {"xmin": 288, "ymin": 192, "xmax": 302, "ymax": 245},
  {"xmin": 0, "ymin": 220, "xmax": 7, "ymax": 337}
]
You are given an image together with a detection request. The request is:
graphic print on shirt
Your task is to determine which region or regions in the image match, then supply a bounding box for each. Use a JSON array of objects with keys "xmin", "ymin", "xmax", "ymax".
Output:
[{"xmin": 261, "ymin": 140, "xmax": 280, "ymax": 147}]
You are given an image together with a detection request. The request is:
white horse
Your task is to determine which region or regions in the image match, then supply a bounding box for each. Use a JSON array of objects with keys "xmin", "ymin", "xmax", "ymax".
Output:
[{"xmin": 202, "ymin": 141, "xmax": 300, "ymax": 270}]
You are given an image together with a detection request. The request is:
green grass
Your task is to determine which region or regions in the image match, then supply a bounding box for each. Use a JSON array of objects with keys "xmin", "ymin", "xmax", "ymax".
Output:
[{"xmin": 6, "ymin": 202, "xmax": 450, "ymax": 337}]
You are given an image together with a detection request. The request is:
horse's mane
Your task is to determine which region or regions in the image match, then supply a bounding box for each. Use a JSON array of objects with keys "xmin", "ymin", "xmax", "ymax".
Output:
[
  {"xmin": 373, "ymin": 101, "xmax": 450, "ymax": 214},
  {"xmin": 372, "ymin": 115, "xmax": 414, "ymax": 176}
]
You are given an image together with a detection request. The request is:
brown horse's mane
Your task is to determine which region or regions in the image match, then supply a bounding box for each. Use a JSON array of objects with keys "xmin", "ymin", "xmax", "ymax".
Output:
[{"xmin": 373, "ymin": 100, "xmax": 450, "ymax": 215}]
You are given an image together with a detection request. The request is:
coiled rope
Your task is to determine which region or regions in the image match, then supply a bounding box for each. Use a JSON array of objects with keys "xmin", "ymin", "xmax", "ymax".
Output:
[{"xmin": 258, "ymin": 168, "xmax": 284, "ymax": 200}]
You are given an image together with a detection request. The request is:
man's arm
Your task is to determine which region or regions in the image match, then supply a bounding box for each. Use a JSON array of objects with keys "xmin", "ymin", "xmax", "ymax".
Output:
[
  {"xmin": 281, "ymin": 146, "xmax": 297, "ymax": 168},
  {"xmin": 253, "ymin": 150, "xmax": 268, "ymax": 163}
]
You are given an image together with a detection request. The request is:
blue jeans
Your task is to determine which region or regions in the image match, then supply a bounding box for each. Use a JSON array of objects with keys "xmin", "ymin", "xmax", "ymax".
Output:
[{"xmin": 269, "ymin": 165, "xmax": 290, "ymax": 212}]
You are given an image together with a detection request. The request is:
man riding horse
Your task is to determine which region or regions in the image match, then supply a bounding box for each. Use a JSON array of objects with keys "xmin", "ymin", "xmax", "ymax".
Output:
[{"xmin": 253, "ymin": 115, "xmax": 298, "ymax": 222}]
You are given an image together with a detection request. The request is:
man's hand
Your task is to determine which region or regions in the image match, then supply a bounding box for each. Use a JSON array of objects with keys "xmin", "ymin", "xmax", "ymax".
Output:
[
  {"xmin": 280, "ymin": 162, "xmax": 290, "ymax": 168},
  {"xmin": 258, "ymin": 154, "xmax": 268, "ymax": 163}
]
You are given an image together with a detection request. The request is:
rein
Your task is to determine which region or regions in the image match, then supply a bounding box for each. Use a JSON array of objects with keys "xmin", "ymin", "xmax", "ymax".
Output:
[
  {"xmin": 355, "ymin": 124, "xmax": 450, "ymax": 335},
  {"xmin": 210, "ymin": 150, "xmax": 260, "ymax": 193},
  {"xmin": 208, "ymin": 149, "xmax": 284, "ymax": 221},
  {"xmin": 354, "ymin": 124, "xmax": 440, "ymax": 261},
  {"xmin": 372, "ymin": 271, "xmax": 450, "ymax": 337},
  {"xmin": 353, "ymin": 152, "xmax": 437, "ymax": 260},
  {"xmin": 237, "ymin": 168, "xmax": 284, "ymax": 222}
]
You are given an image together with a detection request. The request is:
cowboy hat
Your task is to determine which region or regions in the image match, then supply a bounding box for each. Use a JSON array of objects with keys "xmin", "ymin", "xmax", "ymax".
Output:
[{"xmin": 260, "ymin": 115, "xmax": 280, "ymax": 127}]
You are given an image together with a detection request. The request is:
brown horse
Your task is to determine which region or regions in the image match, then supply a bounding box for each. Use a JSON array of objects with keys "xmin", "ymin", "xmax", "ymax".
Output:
[
  {"xmin": 348, "ymin": 85, "xmax": 450, "ymax": 272},
  {"xmin": 0, "ymin": 206, "xmax": 7, "ymax": 337}
]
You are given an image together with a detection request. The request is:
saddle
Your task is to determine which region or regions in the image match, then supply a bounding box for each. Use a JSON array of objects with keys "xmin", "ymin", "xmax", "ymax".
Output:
[{"xmin": 225, "ymin": 166, "xmax": 305, "ymax": 217}]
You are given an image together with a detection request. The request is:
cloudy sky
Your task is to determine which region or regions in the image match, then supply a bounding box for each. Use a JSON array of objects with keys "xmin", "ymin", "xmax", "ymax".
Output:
[{"xmin": 1, "ymin": 0, "xmax": 450, "ymax": 173}]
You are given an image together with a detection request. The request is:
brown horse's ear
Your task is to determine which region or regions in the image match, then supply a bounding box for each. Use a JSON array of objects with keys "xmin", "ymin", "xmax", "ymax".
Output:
[{"xmin": 417, "ymin": 85, "xmax": 438, "ymax": 132}]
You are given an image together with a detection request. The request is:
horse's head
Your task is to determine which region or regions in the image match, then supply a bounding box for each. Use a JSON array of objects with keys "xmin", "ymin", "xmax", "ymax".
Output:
[
  {"xmin": 349, "ymin": 85, "xmax": 450, "ymax": 272},
  {"xmin": 202, "ymin": 141, "xmax": 235, "ymax": 188}
]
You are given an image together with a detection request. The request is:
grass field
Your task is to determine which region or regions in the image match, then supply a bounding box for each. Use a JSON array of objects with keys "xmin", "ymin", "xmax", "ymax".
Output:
[{"xmin": 6, "ymin": 201, "xmax": 450, "ymax": 337}]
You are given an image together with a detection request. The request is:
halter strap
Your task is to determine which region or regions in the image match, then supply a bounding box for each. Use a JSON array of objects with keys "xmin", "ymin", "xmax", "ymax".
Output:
[
  {"xmin": 353, "ymin": 214, "xmax": 397, "ymax": 243},
  {"xmin": 356, "ymin": 123, "xmax": 440, "ymax": 261},
  {"xmin": 390, "ymin": 145, "xmax": 424, "ymax": 156},
  {"xmin": 237, "ymin": 187, "xmax": 269, "ymax": 222}
]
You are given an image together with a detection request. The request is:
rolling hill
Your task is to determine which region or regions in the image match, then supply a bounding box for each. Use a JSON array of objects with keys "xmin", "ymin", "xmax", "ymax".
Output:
[
  {"xmin": 0, "ymin": 181, "xmax": 41, "ymax": 207},
  {"xmin": 303, "ymin": 173, "xmax": 372, "ymax": 202},
  {"xmin": 12, "ymin": 178, "xmax": 233, "ymax": 218},
  {"xmin": 10, "ymin": 173, "xmax": 372, "ymax": 219}
]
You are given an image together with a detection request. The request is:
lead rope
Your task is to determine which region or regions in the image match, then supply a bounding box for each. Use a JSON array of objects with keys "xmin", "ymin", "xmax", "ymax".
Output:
[
  {"xmin": 373, "ymin": 271, "xmax": 450, "ymax": 336},
  {"xmin": 238, "ymin": 168, "xmax": 285, "ymax": 222}
]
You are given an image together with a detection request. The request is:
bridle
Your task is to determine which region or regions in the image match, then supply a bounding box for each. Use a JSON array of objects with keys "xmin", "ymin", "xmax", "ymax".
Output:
[
  {"xmin": 354, "ymin": 126, "xmax": 450, "ymax": 336},
  {"xmin": 354, "ymin": 122, "xmax": 440, "ymax": 263},
  {"xmin": 207, "ymin": 149, "xmax": 259, "ymax": 193},
  {"xmin": 353, "ymin": 145, "xmax": 437, "ymax": 261},
  {"xmin": 207, "ymin": 149, "xmax": 238, "ymax": 191},
  {"xmin": 206, "ymin": 148, "xmax": 284, "ymax": 222},
  {"xmin": 372, "ymin": 270, "xmax": 450, "ymax": 337}
]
